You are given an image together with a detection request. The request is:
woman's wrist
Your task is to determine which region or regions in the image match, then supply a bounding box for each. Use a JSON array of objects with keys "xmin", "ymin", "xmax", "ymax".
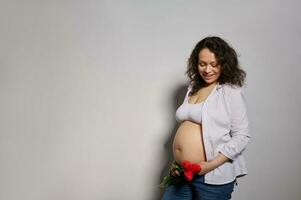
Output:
[{"xmin": 204, "ymin": 153, "xmax": 231, "ymax": 172}]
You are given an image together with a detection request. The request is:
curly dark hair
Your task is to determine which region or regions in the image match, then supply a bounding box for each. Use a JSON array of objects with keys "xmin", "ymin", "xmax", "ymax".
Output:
[{"xmin": 186, "ymin": 36, "xmax": 247, "ymax": 96}]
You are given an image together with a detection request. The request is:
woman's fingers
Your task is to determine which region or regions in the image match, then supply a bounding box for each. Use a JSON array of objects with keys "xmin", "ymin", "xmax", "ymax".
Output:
[
  {"xmin": 169, "ymin": 161, "xmax": 181, "ymax": 177},
  {"xmin": 171, "ymin": 170, "xmax": 180, "ymax": 177},
  {"xmin": 170, "ymin": 171, "xmax": 175, "ymax": 176}
]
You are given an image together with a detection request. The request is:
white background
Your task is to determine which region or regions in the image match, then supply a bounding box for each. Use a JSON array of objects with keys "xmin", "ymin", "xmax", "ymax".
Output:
[{"xmin": 0, "ymin": 0, "xmax": 300, "ymax": 199}]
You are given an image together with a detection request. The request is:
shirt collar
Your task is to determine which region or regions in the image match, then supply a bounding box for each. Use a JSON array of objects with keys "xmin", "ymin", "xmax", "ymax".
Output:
[{"xmin": 216, "ymin": 82, "xmax": 223, "ymax": 90}]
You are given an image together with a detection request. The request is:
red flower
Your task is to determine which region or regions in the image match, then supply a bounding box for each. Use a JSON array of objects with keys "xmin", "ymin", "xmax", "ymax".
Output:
[{"xmin": 181, "ymin": 160, "xmax": 202, "ymax": 181}]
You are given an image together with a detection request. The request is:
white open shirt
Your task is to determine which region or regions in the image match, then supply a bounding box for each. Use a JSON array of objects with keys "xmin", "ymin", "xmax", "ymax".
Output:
[{"xmin": 183, "ymin": 82, "xmax": 251, "ymax": 184}]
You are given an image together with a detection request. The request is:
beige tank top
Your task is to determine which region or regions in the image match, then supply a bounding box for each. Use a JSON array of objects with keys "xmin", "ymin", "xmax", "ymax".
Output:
[{"xmin": 175, "ymin": 85, "xmax": 204, "ymax": 124}]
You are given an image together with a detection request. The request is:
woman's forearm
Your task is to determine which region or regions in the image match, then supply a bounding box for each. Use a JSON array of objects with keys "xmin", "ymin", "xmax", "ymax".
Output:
[
  {"xmin": 198, "ymin": 153, "xmax": 231, "ymax": 175},
  {"xmin": 210, "ymin": 153, "xmax": 231, "ymax": 168}
]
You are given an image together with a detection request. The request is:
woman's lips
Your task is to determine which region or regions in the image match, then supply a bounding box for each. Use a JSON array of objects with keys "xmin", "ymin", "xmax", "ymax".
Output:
[{"xmin": 204, "ymin": 75, "xmax": 213, "ymax": 79}]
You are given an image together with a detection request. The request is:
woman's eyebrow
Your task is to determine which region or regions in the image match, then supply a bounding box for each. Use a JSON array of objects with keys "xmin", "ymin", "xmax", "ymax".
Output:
[{"xmin": 198, "ymin": 60, "xmax": 217, "ymax": 63}]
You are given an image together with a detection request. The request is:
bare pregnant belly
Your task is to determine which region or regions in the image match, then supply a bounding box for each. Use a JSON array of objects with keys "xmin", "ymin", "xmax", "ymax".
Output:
[{"xmin": 173, "ymin": 121, "xmax": 206, "ymax": 164}]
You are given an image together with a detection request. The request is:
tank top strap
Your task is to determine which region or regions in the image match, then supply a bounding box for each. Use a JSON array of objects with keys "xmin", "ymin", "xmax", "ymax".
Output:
[{"xmin": 184, "ymin": 84, "xmax": 192, "ymax": 102}]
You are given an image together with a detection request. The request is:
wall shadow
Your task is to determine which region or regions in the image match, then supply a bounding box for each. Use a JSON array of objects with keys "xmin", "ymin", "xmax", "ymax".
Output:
[{"xmin": 152, "ymin": 83, "xmax": 188, "ymax": 200}]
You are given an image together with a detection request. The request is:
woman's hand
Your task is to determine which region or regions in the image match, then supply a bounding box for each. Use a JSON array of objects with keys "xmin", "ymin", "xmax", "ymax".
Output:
[{"xmin": 169, "ymin": 161, "xmax": 181, "ymax": 177}]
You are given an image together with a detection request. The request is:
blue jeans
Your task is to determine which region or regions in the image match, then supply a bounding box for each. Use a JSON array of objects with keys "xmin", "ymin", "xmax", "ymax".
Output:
[{"xmin": 161, "ymin": 175, "xmax": 236, "ymax": 200}]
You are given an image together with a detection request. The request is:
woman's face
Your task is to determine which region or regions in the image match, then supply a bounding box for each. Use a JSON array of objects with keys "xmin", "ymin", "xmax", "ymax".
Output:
[{"xmin": 197, "ymin": 48, "xmax": 221, "ymax": 85}]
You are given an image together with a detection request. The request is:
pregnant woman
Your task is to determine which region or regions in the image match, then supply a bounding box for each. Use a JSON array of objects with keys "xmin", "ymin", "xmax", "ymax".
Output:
[{"xmin": 161, "ymin": 36, "xmax": 251, "ymax": 200}]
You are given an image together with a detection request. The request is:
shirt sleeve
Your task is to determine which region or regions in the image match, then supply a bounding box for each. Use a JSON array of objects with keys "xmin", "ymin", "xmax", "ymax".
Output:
[{"xmin": 218, "ymin": 86, "xmax": 251, "ymax": 161}]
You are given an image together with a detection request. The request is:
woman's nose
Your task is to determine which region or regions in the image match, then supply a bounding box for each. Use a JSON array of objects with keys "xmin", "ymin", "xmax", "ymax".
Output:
[{"xmin": 205, "ymin": 66, "xmax": 212, "ymax": 73}]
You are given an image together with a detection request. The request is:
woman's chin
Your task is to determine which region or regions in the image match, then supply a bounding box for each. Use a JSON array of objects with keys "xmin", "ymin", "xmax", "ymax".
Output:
[{"xmin": 203, "ymin": 79, "xmax": 218, "ymax": 85}]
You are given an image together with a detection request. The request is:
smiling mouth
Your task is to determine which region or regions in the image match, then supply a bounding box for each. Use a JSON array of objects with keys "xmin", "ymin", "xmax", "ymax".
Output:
[{"xmin": 204, "ymin": 75, "xmax": 213, "ymax": 78}]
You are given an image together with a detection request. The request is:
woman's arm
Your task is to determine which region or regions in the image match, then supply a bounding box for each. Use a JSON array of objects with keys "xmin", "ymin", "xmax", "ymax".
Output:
[
  {"xmin": 218, "ymin": 86, "xmax": 251, "ymax": 161},
  {"xmin": 198, "ymin": 153, "xmax": 230, "ymax": 175},
  {"xmin": 198, "ymin": 86, "xmax": 251, "ymax": 175}
]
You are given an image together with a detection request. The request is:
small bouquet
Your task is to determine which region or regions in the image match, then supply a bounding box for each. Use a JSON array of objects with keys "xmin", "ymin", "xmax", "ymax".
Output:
[{"xmin": 159, "ymin": 160, "xmax": 201, "ymax": 188}]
